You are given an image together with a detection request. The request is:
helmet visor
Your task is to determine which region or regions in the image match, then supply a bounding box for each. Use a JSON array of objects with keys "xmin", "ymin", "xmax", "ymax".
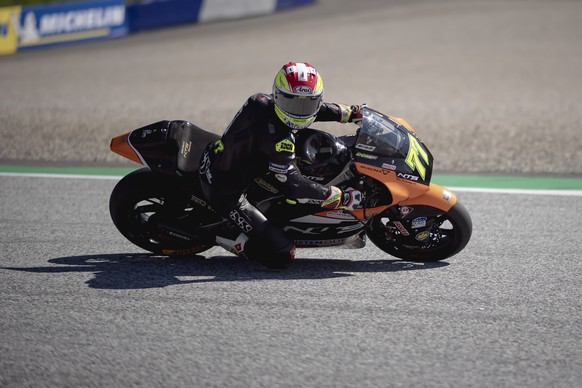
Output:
[{"xmin": 274, "ymin": 90, "xmax": 322, "ymax": 118}]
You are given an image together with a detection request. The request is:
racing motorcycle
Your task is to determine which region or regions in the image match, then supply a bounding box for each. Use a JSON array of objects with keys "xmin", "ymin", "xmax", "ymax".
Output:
[{"xmin": 109, "ymin": 107, "xmax": 472, "ymax": 263}]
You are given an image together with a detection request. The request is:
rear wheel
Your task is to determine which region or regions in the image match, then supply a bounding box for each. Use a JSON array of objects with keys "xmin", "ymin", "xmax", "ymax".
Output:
[
  {"xmin": 366, "ymin": 202, "xmax": 472, "ymax": 262},
  {"xmin": 109, "ymin": 168, "xmax": 214, "ymax": 255}
]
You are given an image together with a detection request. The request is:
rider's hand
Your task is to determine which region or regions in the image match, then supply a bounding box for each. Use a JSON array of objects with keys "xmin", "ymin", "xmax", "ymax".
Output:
[
  {"xmin": 349, "ymin": 105, "xmax": 363, "ymax": 124},
  {"xmin": 341, "ymin": 187, "xmax": 363, "ymax": 210},
  {"xmin": 322, "ymin": 186, "xmax": 364, "ymax": 210}
]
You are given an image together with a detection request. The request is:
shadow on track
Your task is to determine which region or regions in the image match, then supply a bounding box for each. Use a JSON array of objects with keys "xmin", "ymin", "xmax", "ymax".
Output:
[{"xmin": 2, "ymin": 253, "xmax": 449, "ymax": 289}]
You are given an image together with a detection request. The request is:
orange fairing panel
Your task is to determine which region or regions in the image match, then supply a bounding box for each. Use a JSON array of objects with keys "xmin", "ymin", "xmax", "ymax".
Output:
[
  {"xmin": 110, "ymin": 132, "xmax": 143, "ymax": 165},
  {"xmin": 401, "ymin": 183, "xmax": 457, "ymax": 212},
  {"xmin": 389, "ymin": 116, "xmax": 415, "ymax": 133},
  {"xmin": 355, "ymin": 162, "xmax": 430, "ymax": 206},
  {"xmin": 350, "ymin": 205, "xmax": 391, "ymax": 220},
  {"xmin": 355, "ymin": 162, "xmax": 457, "ymax": 212}
]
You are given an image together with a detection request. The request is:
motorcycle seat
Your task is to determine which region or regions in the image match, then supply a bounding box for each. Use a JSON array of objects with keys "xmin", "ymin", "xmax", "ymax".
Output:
[{"xmin": 171, "ymin": 121, "xmax": 220, "ymax": 175}]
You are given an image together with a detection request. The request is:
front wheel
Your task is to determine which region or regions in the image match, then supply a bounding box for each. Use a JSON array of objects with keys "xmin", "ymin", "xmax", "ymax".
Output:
[{"xmin": 366, "ymin": 202, "xmax": 472, "ymax": 262}]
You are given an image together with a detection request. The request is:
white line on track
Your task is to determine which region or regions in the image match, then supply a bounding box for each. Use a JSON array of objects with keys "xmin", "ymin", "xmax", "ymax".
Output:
[
  {"xmin": 0, "ymin": 172, "xmax": 122, "ymax": 180},
  {"xmin": 447, "ymin": 187, "xmax": 582, "ymax": 197},
  {"xmin": 2, "ymin": 172, "xmax": 582, "ymax": 196}
]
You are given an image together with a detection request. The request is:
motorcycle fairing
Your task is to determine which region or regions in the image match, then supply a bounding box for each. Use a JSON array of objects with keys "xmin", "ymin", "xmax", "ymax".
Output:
[
  {"xmin": 284, "ymin": 220, "xmax": 365, "ymax": 248},
  {"xmin": 400, "ymin": 183, "xmax": 457, "ymax": 211},
  {"xmin": 110, "ymin": 121, "xmax": 176, "ymax": 171},
  {"xmin": 350, "ymin": 107, "xmax": 455, "ymax": 212},
  {"xmin": 293, "ymin": 233, "xmax": 366, "ymax": 249},
  {"xmin": 354, "ymin": 109, "xmax": 434, "ymax": 186},
  {"xmin": 109, "ymin": 131, "xmax": 144, "ymax": 165},
  {"xmin": 262, "ymin": 200, "xmax": 366, "ymax": 246},
  {"xmin": 354, "ymin": 162, "xmax": 457, "ymax": 212},
  {"xmin": 110, "ymin": 120, "xmax": 219, "ymax": 176}
]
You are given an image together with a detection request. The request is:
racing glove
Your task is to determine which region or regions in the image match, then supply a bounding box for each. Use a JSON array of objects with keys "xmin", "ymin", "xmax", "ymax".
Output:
[
  {"xmin": 322, "ymin": 186, "xmax": 363, "ymax": 210},
  {"xmin": 349, "ymin": 105, "xmax": 364, "ymax": 124},
  {"xmin": 342, "ymin": 187, "xmax": 363, "ymax": 210},
  {"xmin": 337, "ymin": 104, "xmax": 363, "ymax": 124}
]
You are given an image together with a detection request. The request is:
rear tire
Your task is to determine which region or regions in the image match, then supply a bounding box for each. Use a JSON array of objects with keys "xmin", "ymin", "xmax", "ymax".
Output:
[
  {"xmin": 366, "ymin": 202, "xmax": 472, "ymax": 262},
  {"xmin": 109, "ymin": 168, "xmax": 213, "ymax": 255}
]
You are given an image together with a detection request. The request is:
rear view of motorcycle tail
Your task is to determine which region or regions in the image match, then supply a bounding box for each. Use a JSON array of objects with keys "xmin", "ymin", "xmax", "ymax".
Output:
[
  {"xmin": 110, "ymin": 120, "xmax": 220, "ymax": 176},
  {"xmin": 110, "ymin": 120, "xmax": 224, "ymax": 256}
]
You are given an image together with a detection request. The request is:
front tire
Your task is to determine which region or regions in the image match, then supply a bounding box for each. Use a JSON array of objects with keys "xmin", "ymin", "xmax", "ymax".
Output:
[
  {"xmin": 109, "ymin": 168, "xmax": 213, "ymax": 255},
  {"xmin": 366, "ymin": 202, "xmax": 472, "ymax": 262}
]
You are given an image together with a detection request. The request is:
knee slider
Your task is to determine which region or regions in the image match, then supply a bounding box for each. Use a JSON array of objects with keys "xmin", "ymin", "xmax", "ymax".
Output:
[{"xmin": 245, "ymin": 225, "xmax": 295, "ymax": 269}]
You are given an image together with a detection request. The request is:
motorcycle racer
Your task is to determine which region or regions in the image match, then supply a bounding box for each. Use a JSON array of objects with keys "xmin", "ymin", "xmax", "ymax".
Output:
[{"xmin": 199, "ymin": 62, "xmax": 363, "ymax": 268}]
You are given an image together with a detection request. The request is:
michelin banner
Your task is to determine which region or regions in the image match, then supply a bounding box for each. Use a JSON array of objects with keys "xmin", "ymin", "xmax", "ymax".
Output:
[
  {"xmin": 0, "ymin": 0, "xmax": 127, "ymax": 55},
  {"xmin": 1, "ymin": 0, "xmax": 314, "ymax": 55}
]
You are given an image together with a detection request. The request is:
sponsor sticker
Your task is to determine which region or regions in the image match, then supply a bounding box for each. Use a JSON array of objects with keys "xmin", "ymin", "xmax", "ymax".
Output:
[
  {"xmin": 229, "ymin": 210, "xmax": 253, "ymax": 233},
  {"xmin": 393, "ymin": 221, "xmax": 409, "ymax": 236},
  {"xmin": 199, "ymin": 151, "xmax": 212, "ymax": 183},
  {"xmin": 161, "ymin": 245, "xmax": 209, "ymax": 255},
  {"xmin": 295, "ymin": 238, "xmax": 347, "ymax": 247},
  {"xmin": 268, "ymin": 162, "xmax": 289, "ymax": 174},
  {"xmin": 275, "ymin": 138, "xmax": 295, "ymax": 153},
  {"xmin": 303, "ymin": 175, "xmax": 325, "ymax": 182},
  {"xmin": 254, "ymin": 177, "xmax": 278, "ymax": 193},
  {"xmin": 358, "ymin": 164, "xmax": 384, "ymax": 174},
  {"xmin": 400, "ymin": 206, "xmax": 414, "ymax": 217},
  {"xmin": 443, "ymin": 190, "xmax": 452, "ymax": 201},
  {"xmin": 397, "ymin": 173, "xmax": 419, "ymax": 181},
  {"xmin": 189, "ymin": 195, "xmax": 207, "ymax": 207},
  {"xmin": 411, "ymin": 217, "xmax": 427, "ymax": 228},
  {"xmin": 181, "ymin": 141, "xmax": 191, "ymax": 158},
  {"xmin": 325, "ymin": 211, "xmax": 356, "ymax": 220},
  {"xmin": 415, "ymin": 231, "xmax": 430, "ymax": 242},
  {"xmin": 213, "ymin": 139, "xmax": 224, "ymax": 154},
  {"xmin": 293, "ymin": 85, "xmax": 313, "ymax": 94},
  {"xmin": 356, "ymin": 143, "xmax": 376, "ymax": 152},
  {"xmin": 356, "ymin": 152, "xmax": 377, "ymax": 160}
]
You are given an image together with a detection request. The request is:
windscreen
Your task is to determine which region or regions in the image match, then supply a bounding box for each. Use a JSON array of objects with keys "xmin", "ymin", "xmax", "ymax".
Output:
[{"xmin": 354, "ymin": 108, "xmax": 407, "ymax": 158}]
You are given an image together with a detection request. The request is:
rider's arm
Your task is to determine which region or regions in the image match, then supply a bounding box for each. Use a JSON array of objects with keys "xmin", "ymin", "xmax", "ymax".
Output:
[
  {"xmin": 315, "ymin": 103, "xmax": 362, "ymax": 123},
  {"xmin": 263, "ymin": 133, "xmax": 360, "ymax": 210},
  {"xmin": 263, "ymin": 130, "xmax": 329, "ymax": 201}
]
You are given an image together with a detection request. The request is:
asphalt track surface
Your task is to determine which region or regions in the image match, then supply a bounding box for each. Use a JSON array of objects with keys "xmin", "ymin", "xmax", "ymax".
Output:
[
  {"xmin": 1, "ymin": 0, "xmax": 582, "ymax": 387},
  {"xmin": 2, "ymin": 175, "xmax": 582, "ymax": 388}
]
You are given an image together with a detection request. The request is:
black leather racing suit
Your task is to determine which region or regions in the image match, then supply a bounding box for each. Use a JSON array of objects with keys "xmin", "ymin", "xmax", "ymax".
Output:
[{"xmin": 199, "ymin": 93, "xmax": 355, "ymax": 267}]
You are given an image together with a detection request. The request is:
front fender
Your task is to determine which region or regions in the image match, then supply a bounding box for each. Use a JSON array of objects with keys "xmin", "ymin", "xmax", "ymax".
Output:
[{"xmin": 400, "ymin": 183, "xmax": 457, "ymax": 212}]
